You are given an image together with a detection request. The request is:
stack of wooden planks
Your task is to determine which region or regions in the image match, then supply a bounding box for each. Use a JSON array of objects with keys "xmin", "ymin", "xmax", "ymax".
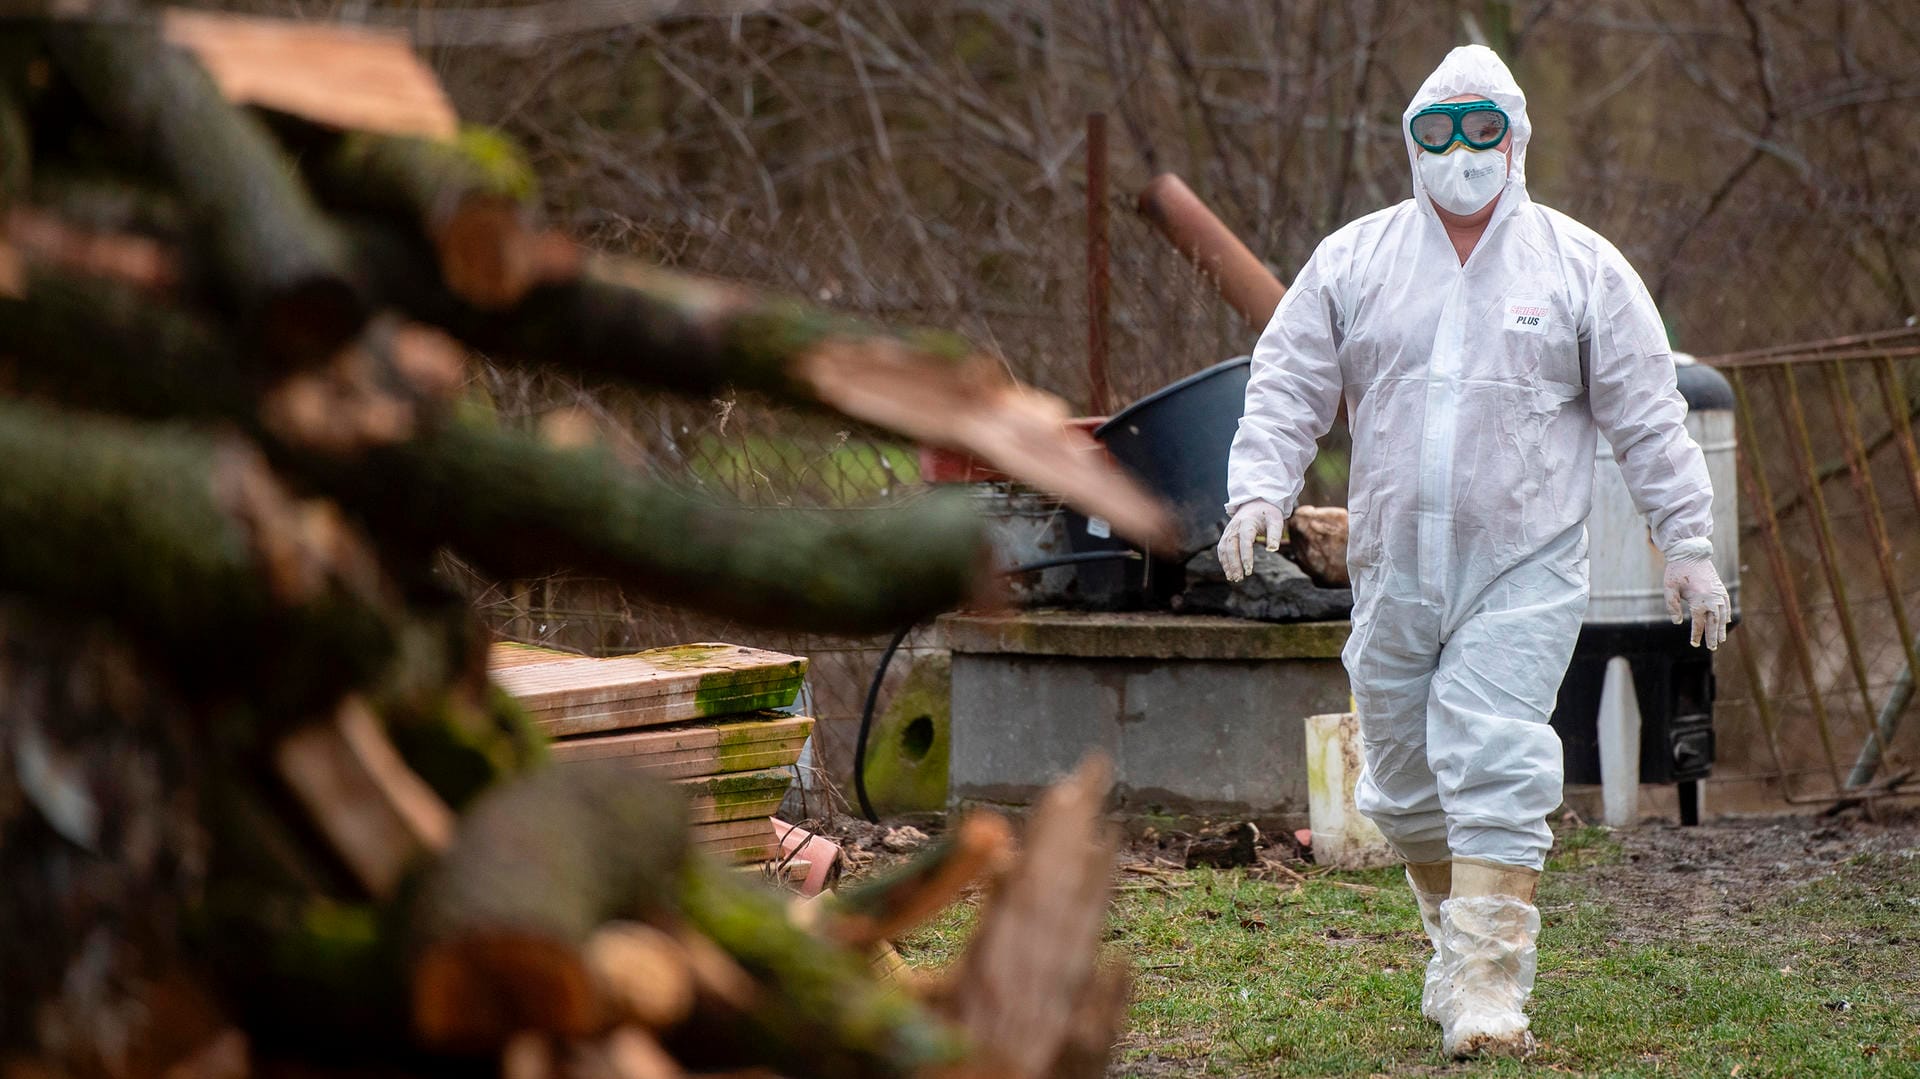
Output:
[{"xmin": 490, "ymin": 641, "xmax": 812, "ymax": 864}]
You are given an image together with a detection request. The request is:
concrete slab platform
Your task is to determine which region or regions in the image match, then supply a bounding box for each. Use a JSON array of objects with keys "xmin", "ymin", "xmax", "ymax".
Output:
[{"xmin": 942, "ymin": 610, "xmax": 1352, "ymax": 829}]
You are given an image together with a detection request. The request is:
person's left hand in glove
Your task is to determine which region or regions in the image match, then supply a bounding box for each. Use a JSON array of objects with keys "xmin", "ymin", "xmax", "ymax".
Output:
[{"xmin": 1662, "ymin": 539, "xmax": 1730, "ymax": 650}]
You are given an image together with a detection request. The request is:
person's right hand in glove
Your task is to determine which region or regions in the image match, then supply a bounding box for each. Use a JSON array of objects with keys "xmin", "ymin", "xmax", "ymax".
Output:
[{"xmin": 1218, "ymin": 499, "xmax": 1287, "ymax": 583}]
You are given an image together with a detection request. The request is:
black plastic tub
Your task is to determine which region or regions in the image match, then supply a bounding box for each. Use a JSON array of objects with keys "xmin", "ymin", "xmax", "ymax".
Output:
[{"xmin": 1064, "ymin": 356, "xmax": 1252, "ymax": 607}]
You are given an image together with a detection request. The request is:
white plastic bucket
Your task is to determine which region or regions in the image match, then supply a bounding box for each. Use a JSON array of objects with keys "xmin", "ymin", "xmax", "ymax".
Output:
[{"xmin": 1304, "ymin": 712, "xmax": 1396, "ymax": 869}]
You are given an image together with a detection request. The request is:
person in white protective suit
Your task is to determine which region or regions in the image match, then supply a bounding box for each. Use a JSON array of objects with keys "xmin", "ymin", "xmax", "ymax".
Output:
[{"xmin": 1218, "ymin": 46, "xmax": 1731, "ymax": 1058}]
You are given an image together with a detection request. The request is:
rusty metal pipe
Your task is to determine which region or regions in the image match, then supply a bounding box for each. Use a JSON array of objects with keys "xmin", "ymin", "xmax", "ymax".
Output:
[
  {"xmin": 1136, "ymin": 173, "xmax": 1286, "ymax": 330},
  {"xmin": 1775, "ymin": 365, "xmax": 1879, "ymax": 731},
  {"xmin": 1731, "ymin": 370, "xmax": 1848, "ymax": 794},
  {"xmin": 1821, "ymin": 360, "xmax": 1912, "ymax": 779},
  {"xmin": 1702, "ymin": 326, "xmax": 1920, "ymax": 366},
  {"xmin": 1871, "ymin": 355, "xmax": 1920, "ymax": 521}
]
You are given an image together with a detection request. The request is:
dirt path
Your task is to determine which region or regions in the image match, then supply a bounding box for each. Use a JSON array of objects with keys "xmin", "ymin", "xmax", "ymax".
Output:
[{"xmin": 1573, "ymin": 805, "xmax": 1920, "ymax": 945}]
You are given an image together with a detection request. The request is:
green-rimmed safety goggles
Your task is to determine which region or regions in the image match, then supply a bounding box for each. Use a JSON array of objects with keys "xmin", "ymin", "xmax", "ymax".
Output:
[{"xmin": 1409, "ymin": 100, "xmax": 1510, "ymax": 154}]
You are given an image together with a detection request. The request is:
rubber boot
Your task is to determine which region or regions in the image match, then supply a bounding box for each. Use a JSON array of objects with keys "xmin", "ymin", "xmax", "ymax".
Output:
[
  {"xmin": 1405, "ymin": 860, "xmax": 1451, "ymax": 1024},
  {"xmin": 1437, "ymin": 859, "xmax": 1542, "ymax": 1060}
]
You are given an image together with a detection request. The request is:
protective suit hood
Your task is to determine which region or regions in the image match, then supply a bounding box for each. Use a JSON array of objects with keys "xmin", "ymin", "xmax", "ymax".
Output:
[{"xmin": 1403, "ymin": 45, "xmax": 1531, "ymax": 221}]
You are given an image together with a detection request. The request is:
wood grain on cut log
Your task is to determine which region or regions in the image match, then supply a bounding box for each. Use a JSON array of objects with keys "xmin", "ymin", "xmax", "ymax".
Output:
[
  {"xmin": 584, "ymin": 922, "xmax": 696, "ymax": 1030},
  {"xmin": 816, "ymin": 813, "xmax": 1013, "ymax": 950},
  {"xmin": 5, "ymin": 207, "xmax": 179, "ymax": 293},
  {"xmin": 1285, "ymin": 505, "xmax": 1349, "ymax": 588},
  {"xmin": 792, "ymin": 337, "xmax": 1175, "ymax": 550},
  {"xmin": 48, "ymin": 19, "xmax": 365, "ymax": 362},
  {"xmin": 349, "ymin": 225, "xmax": 1175, "ymax": 549},
  {"xmin": 572, "ymin": 1027, "xmax": 685, "ymax": 1079},
  {"xmin": 668, "ymin": 924, "xmax": 757, "ymax": 1013},
  {"xmin": 272, "ymin": 697, "xmax": 454, "ymax": 899},
  {"xmin": 1045, "ymin": 961, "xmax": 1132, "ymax": 1079},
  {"xmin": 314, "ymin": 128, "xmax": 577, "ymax": 308},
  {"xmin": 258, "ymin": 317, "xmax": 468, "ymax": 454},
  {"xmin": 410, "ymin": 764, "xmax": 690, "ymax": 1051},
  {"xmin": 162, "ymin": 9, "xmax": 458, "ymax": 140},
  {"xmin": 936, "ymin": 755, "xmax": 1124, "ymax": 1079}
]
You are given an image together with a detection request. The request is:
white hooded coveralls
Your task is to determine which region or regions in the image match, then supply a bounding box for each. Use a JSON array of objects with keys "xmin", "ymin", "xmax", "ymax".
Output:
[{"xmin": 1226, "ymin": 46, "xmax": 1715, "ymax": 870}]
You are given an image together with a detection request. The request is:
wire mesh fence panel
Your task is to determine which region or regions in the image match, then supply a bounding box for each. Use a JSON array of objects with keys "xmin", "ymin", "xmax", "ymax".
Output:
[{"xmin": 1707, "ymin": 337, "xmax": 1920, "ymax": 807}]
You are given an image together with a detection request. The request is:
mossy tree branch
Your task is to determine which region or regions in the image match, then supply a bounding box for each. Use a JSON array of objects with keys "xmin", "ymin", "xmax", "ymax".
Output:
[
  {"xmin": 46, "ymin": 18, "xmax": 365, "ymax": 363},
  {"xmin": 0, "ymin": 398, "xmax": 398, "ymax": 716}
]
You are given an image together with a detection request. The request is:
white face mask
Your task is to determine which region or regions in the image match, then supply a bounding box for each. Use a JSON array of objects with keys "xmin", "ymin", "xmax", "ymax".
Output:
[{"xmin": 1417, "ymin": 147, "xmax": 1509, "ymax": 216}]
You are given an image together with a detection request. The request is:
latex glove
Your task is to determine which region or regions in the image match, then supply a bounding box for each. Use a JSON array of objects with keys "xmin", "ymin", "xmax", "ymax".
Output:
[
  {"xmin": 1218, "ymin": 499, "xmax": 1287, "ymax": 583},
  {"xmin": 1663, "ymin": 542, "xmax": 1730, "ymax": 650}
]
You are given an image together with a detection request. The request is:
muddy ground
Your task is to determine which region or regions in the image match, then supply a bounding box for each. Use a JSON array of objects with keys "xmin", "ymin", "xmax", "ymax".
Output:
[
  {"xmin": 829, "ymin": 802, "xmax": 1920, "ymax": 922},
  {"xmin": 1574, "ymin": 804, "xmax": 1920, "ymax": 944}
]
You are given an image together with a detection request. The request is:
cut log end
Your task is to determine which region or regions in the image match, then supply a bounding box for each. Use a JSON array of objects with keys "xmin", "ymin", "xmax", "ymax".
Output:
[
  {"xmin": 5, "ymin": 207, "xmax": 179, "ymax": 295},
  {"xmin": 209, "ymin": 443, "xmax": 385, "ymax": 607},
  {"xmin": 413, "ymin": 934, "xmax": 599, "ymax": 1052},
  {"xmin": 584, "ymin": 922, "xmax": 696, "ymax": 1030},
  {"xmin": 273, "ymin": 697, "xmax": 454, "ymax": 899},
  {"xmin": 260, "ymin": 319, "xmax": 468, "ymax": 455},
  {"xmin": 794, "ymin": 339, "xmax": 1178, "ymax": 551},
  {"xmin": 436, "ymin": 198, "xmax": 577, "ymax": 309}
]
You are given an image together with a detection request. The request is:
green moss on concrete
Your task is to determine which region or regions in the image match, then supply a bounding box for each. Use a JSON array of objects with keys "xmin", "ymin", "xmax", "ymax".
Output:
[
  {"xmin": 861, "ymin": 653, "xmax": 950, "ymax": 815},
  {"xmin": 940, "ymin": 610, "xmax": 1352, "ymax": 661}
]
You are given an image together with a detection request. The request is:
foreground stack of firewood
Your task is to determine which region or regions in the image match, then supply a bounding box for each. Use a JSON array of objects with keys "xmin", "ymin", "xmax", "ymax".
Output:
[
  {"xmin": 492, "ymin": 641, "xmax": 815, "ymax": 865},
  {"xmin": 0, "ymin": 8, "xmax": 1169, "ymax": 1078}
]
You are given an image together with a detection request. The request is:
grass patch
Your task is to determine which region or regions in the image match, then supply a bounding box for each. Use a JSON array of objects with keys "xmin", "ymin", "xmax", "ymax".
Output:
[
  {"xmin": 686, "ymin": 435, "xmax": 919, "ymax": 502},
  {"xmin": 896, "ymin": 837, "xmax": 1920, "ymax": 1077}
]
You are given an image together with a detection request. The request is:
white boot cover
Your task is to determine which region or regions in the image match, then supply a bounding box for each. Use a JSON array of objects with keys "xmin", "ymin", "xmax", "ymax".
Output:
[
  {"xmin": 1406, "ymin": 868, "xmax": 1450, "ymax": 1024},
  {"xmin": 1436, "ymin": 895, "xmax": 1540, "ymax": 1058}
]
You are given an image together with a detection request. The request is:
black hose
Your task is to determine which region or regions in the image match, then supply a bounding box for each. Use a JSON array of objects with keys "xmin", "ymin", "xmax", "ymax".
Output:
[{"xmin": 850, "ymin": 549, "xmax": 1141, "ymax": 823}]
